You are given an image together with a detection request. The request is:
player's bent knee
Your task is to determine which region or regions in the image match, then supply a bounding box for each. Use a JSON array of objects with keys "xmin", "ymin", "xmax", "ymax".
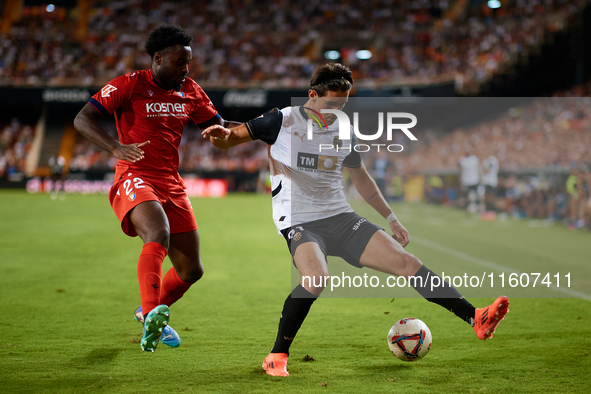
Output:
[
  {"xmin": 178, "ymin": 264, "xmax": 203, "ymax": 283},
  {"xmin": 301, "ymin": 274, "xmax": 328, "ymax": 296},
  {"xmin": 384, "ymin": 250, "xmax": 422, "ymax": 278},
  {"xmin": 140, "ymin": 228, "xmax": 170, "ymax": 249},
  {"xmin": 399, "ymin": 252, "xmax": 422, "ymax": 278}
]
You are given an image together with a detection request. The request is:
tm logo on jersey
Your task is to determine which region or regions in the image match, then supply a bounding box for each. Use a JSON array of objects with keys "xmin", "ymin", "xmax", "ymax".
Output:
[
  {"xmin": 297, "ymin": 152, "xmax": 338, "ymax": 172},
  {"xmin": 146, "ymin": 102, "xmax": 188, "ymax": 118}
]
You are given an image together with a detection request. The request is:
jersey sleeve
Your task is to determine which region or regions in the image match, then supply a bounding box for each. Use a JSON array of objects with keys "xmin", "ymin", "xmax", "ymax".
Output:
[
  {"xmin": 190, "ymin": 86, "xmax": 220, "ymax": 129},
  {"xmin": 89, "ymin": 74, "xmax": 134, "ymax": 118},
  {"xmin": 244, "ymin": 107, "xmax": 283, "ymax": 145},
  {"xmin": 342, "ymin": 134, "xmax": 362, "ymax": 168}
]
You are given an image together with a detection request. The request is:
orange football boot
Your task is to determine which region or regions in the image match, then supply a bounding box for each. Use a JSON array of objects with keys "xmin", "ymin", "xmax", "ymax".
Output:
[
  {"xmin": 474, "ymin": 295, "xmax": 509, "ymax": 340},
  {"xmin": 262, "ymin": 353, "xmax": 289, "ymax": 376}
]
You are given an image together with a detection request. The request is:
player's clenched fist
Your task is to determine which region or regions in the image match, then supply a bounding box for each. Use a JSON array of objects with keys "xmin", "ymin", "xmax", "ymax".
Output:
[{"xmin": 389, "ymin": 219, "xmax": 410, "ymax": 248}]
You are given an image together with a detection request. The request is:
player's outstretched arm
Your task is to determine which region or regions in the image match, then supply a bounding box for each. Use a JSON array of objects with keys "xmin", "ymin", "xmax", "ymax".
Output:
[
  {"xmin": 220, "ymin": 119, "xmax": 244, "ymax": 129},
  {"xmin": 201, "ymin": 124, "xmax": 253, "ymax": 149},
  {"xmin": 204, "ymin": 107, "xmax": 281, "ymax": 149},
  {"xmin": 74, "ymin": 103, "xmax": 149, "ymax": 163},
  {"xmin": 346, "ymin": 163, "xmax": 409, "ymax": 247}
]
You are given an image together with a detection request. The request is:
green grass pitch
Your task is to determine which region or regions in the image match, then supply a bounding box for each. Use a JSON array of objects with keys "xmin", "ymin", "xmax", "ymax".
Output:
[{"xmin": 0, "ymin": 190, "xmax": 590, "ymax": 393}]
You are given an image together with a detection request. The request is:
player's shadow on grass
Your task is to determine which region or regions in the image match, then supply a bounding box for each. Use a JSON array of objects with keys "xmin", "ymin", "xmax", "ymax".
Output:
[{"xmin": 69, "ymin": 348, "xmax": 122, "ymax": 369}]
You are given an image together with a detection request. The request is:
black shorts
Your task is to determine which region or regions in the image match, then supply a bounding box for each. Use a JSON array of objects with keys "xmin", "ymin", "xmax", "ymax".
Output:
[
  {"xmin": 485, "ymin": 185, "xmax": 497, "ymax": 195},
  {"xmin": 463, "ymin": 184, "xmax": 478, "ymax": 195},
  {"xmin": 280, "ymin": 212, "xmax": 382, "ymax": 269}
]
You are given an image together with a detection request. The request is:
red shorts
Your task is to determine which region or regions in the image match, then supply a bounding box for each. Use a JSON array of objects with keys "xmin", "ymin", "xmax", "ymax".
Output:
[{"xmin": 109, "ymin": 165, "xmax": 197, "ymax": 237}]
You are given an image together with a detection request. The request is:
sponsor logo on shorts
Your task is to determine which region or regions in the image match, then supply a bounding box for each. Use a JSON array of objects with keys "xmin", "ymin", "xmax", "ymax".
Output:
[
  {"xmin": 287, "ymin": 226, "xmax": 304, "ymax": 240},
  {"xmin": 352, "ymin": 218, "xmax": 367, "ymax": 231},
  {"xmin": 293, "ymin": 232, "xmax": 302, "ymax": 242}
]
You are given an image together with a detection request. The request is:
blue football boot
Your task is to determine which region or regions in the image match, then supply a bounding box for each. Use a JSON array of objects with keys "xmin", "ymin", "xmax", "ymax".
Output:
[{"xmin": 135, "ymin": 305, "xmax": 181, "ymax": 350}]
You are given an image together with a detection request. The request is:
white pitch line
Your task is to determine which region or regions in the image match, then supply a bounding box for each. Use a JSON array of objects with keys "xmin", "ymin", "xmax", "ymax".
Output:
[{"xmin": 411, "ymin": 235, "xmax": 591, "ymax": 300}]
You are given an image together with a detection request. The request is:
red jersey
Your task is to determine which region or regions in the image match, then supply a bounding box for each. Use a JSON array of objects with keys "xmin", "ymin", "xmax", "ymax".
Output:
[{"xmin": 89, "ymin": 69, "xmax": 220, "ymax": 174}]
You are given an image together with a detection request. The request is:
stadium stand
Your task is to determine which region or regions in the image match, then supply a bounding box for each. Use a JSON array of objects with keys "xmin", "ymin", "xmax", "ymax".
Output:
[
  {"xmin": 392, "ymin": 80, "xmax": 591, "ymax": 229},
  {"xmin": 0, "ymin": 0, "xmax": 589, "ymax": 229},
  {"xmin": 1, "ymin": 0, "xmax": 588, "ymax": 91}
]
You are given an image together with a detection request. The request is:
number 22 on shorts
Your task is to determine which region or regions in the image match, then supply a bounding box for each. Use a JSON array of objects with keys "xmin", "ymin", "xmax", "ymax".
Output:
[{"xmin": 119, "ymin": 175, "xmax": 145, "ymax": 202}]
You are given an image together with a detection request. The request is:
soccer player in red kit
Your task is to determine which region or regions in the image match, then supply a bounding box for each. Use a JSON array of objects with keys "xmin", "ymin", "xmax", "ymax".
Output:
[{"xmin": 74, "ymin": 25, "xmax": 241, "ymax": 352}]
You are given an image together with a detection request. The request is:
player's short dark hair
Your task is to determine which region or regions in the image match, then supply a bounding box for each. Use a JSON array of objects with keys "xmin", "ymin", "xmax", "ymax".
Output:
[
  {"xmin": 310, "ymin": 63, "xmax": 353, "ymax": 96},
  {"xmin": 145, "ymin": 24, "xmax": 193, "ymax": 58}
]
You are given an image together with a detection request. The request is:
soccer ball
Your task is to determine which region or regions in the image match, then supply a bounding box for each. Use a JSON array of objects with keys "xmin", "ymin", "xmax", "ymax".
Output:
[{"xmin": 387, "ymin": 318, "xmax": 432, "ymax": 361}]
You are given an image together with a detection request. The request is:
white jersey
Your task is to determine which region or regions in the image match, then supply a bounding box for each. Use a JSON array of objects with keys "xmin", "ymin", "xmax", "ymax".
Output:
[
  {"xmin": 480, "ymin": 156, "xmax": 499, "ymax": 187},
  {"xmin": 245, "ymin": 106, "xmax": 361, "ymax": 233},
  {"xmin": 459, "ymin": 155, "xmax": 480, "ymax": 187}
]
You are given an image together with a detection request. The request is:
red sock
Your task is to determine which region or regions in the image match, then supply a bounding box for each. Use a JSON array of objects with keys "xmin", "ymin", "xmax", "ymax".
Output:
[
  {"xmin": 160, "ymin": 267, "xmax": 193, "ymax": 307},
  {"xmin": 137, "ymin": 242, "xmax": 167, "ymax": 315}
]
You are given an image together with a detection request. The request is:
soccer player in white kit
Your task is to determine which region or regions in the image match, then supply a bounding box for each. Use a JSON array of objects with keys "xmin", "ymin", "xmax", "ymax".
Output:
[
  {"xmin": 459, "ymin": 151, "xmax": 480, "ymax": 213},
  {"xmin": 481, "ymin": 155, "xmax": 500, "ymax": 211},
  {"xmin": 203, "ymin": 64, "xmax": 509, "ymax": 377}
]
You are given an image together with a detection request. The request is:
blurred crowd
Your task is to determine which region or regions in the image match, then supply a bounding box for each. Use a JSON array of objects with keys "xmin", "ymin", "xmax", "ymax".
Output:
[
  {"xmin": 384, "ymin": 82, "xmax": 591, "ymax": 230},
  {"xmin": 0, "ymin": 118, "xmax": 34, "ymax": 181},
  {"xmin": 0, "ymin": 0, "xmax": 588, "ymax": 89},
  {"xmin": 419, "ymin": 169, "xmax": 591, "ymax": 230},
  {"xmin": 399, "ymin": 97, "xmax": 591, "ymax": 175},
  {"xmin": 497, "ymin": 170, "xmax": 591, "ymax": 230}
]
